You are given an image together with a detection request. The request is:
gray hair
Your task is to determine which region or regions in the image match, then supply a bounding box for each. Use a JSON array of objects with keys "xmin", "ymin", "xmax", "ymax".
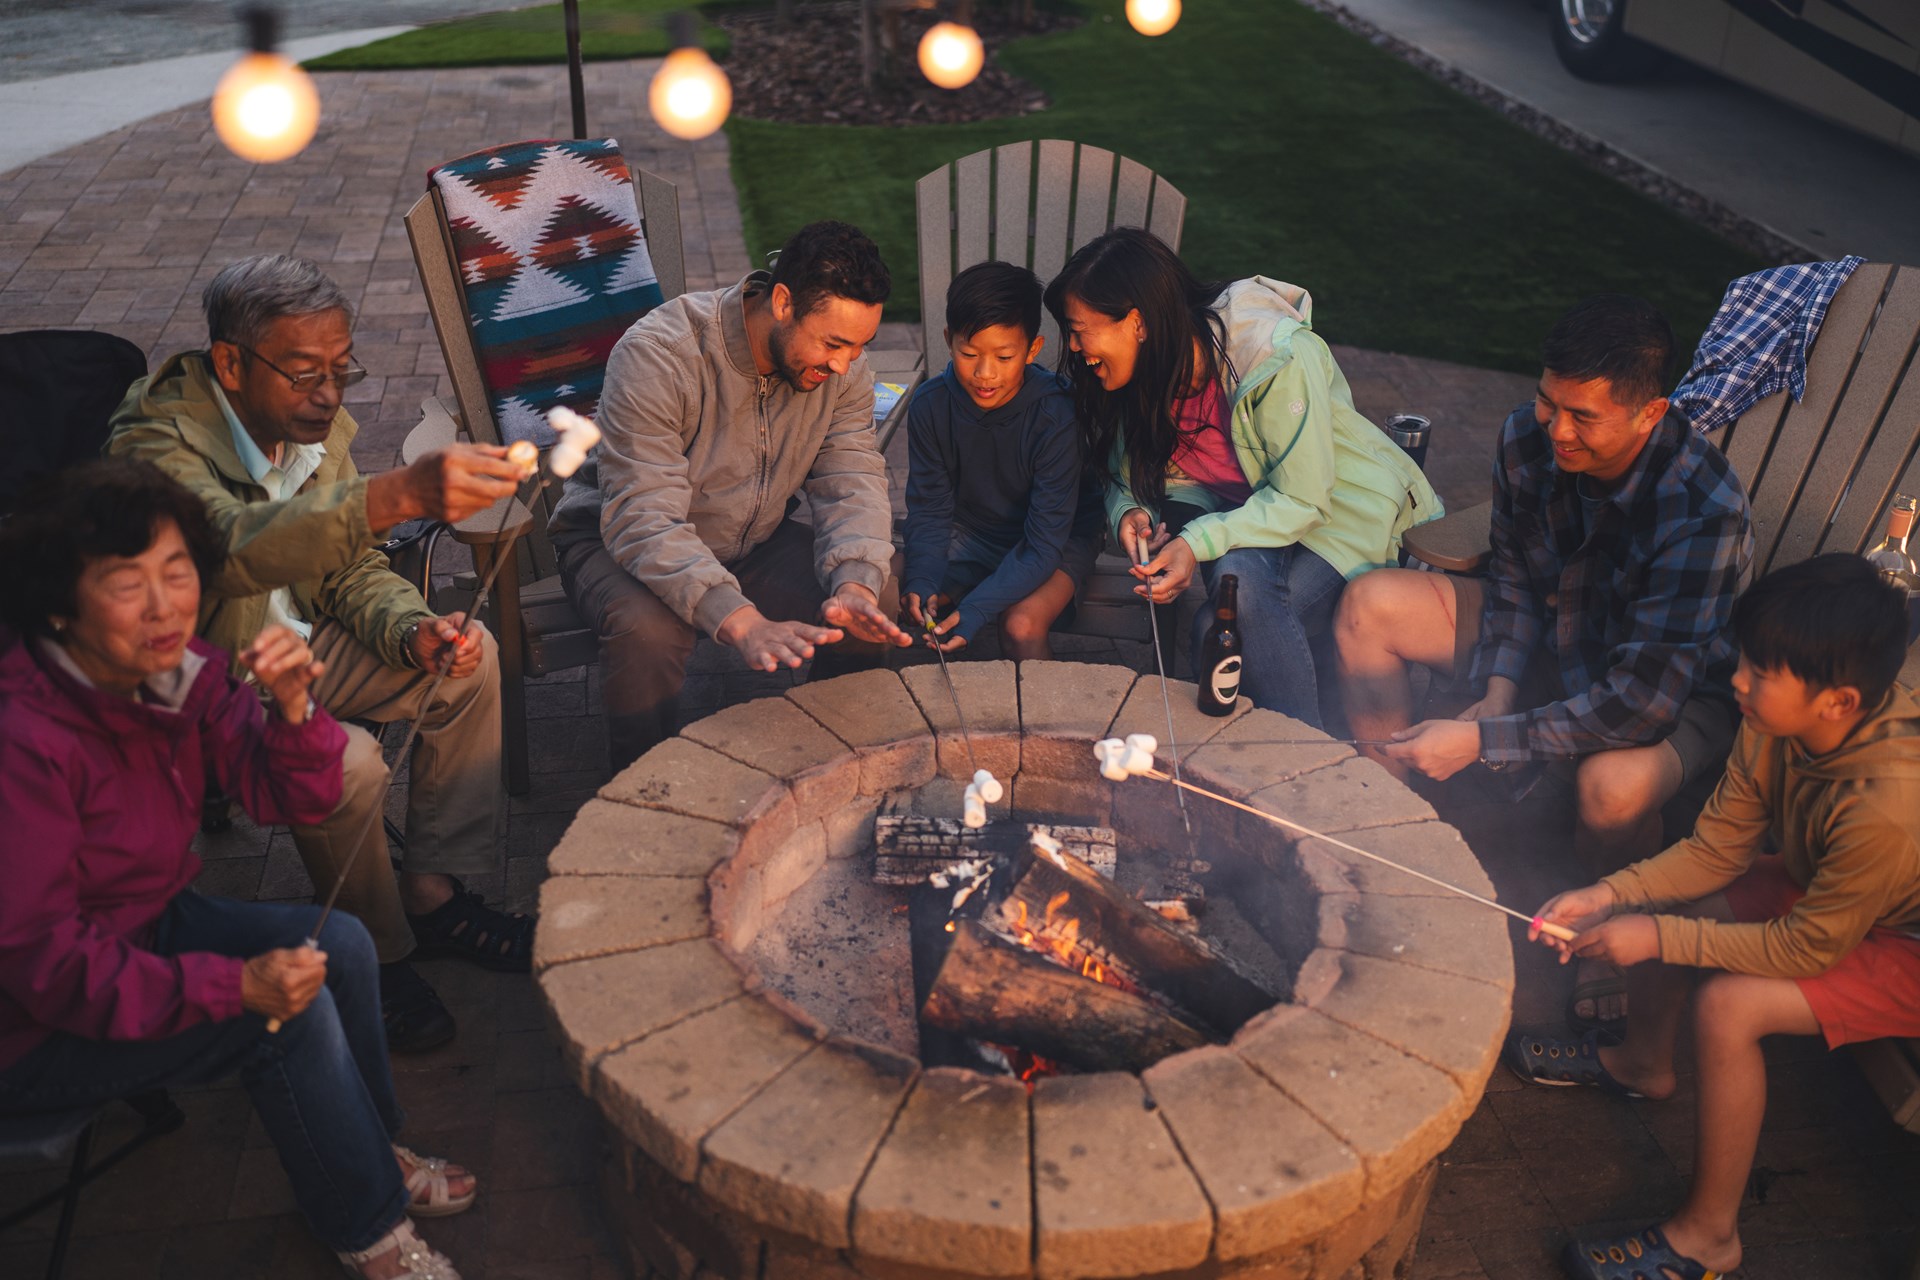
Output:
[{"xmin": 202, "ymin": 254, "xmax": 354, "ymax": 348}]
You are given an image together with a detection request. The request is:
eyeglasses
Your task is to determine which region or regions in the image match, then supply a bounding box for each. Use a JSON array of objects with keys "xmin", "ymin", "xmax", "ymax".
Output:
[{"xmin": 239, "ymin": 345, "xmax": 368, "ymax": 395}]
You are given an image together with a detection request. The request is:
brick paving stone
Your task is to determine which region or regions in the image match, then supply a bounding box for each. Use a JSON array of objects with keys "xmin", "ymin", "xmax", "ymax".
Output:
[
  {"xmin": 786, "ymin": 668, "xmax": 930, "ymax": 747},
  {"xmin": 538, "ymin": 939, "xmax": 744, "ymax": 1088},
  {"xmin": 1289, "ymin": 820, "xmax": 1497, "ymax": 903},
  {"xmin": 679, "ymin": 694, "xmax": 854, "ymax": 782},
  {"xmin": 545, "ymin": 797, "xmax": 740, "ymax": 879},
  {"xmin": 1248, "ymin": 756, "xmax": 1438, "ymax": 836},
  {"xmin": 699, "ymin": 1039, "xmax": 918, "ymax": 1248},
  {"xmin": 899, "ymin": 659, "xmax": 1021, "ymax": 780},
  {"xmin": 599, "ymin": 737, "xmax": 785, "ymax": 827},
  {"xmin": 594, "ymin": 997, "xmax": 818, "ymax": 1182},
  {"xmin": 1144, "ymin": 1044, "xmax": 1364, "ymax": 1260},
  {"xmin": 1332, "ymin": 895, "xmax": 1515, "ymax": 989},
  {"xmin": 851, "ymin": 1068, "xmax": 1031, "ymax": 1275},
  {"xmin": 1030, "ymin": 1071, "xmax": 1213, "ymax": 1279},
  {"xmin": 532, "ymin": 874, "xmax": 710, "ymax": 971}
]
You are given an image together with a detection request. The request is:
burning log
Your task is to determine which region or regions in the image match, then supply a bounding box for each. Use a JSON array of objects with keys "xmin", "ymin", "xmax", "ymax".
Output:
[
  {"xmin": 872, "ymin": 815, "xmax": 1116, "ymax": 885},
  {"xmin": 920, "ymin": 920, "xmax": 1211, "ymax": 1072}
]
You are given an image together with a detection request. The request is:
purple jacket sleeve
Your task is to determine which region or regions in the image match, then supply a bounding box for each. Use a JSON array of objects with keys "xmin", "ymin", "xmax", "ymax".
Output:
[{"xmin": 202, "ymin": 676, "xmax": 348, "ymax": 828}]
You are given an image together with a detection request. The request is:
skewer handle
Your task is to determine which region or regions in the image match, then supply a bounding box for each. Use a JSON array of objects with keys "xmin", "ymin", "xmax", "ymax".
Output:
[{"xmin": 1531, "ymin": 916, "xmax": 1579, "ymax": 943}]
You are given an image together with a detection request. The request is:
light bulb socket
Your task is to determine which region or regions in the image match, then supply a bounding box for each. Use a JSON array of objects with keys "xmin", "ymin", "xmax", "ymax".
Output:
[
  {"xmin": 240, "ymin": 4, "xmax": 281, "ymax": 54},
  {"xmin": 666, "ymin": 9, "xmax": 698, "ymax": 51}
]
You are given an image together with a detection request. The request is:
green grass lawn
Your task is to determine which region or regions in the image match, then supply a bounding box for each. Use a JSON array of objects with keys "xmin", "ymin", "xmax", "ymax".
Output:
[
  {"xmin": 302, "ymin": 0, "xmax": 728, "ymax": 71},
  {"xmin": 727, "ymin": 2, "xmax": 1765, "ymax": 373}
]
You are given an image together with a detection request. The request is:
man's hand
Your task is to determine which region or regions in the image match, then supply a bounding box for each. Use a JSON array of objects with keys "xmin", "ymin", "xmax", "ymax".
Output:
[
  {"xmin": 367, "ymin": 444, "xmax": 525, "ymax": 530},
  {"xmin": 1456, "ymin": 675, "xmax": 1520, "ymax": 723},
  {"xmin": 1380, "ymin": 718, "xmax": 1481, "ymax": 780},
  {"xmin": 1132, "ymin": 536, "xmax": 1196, "ymax": 604},
  {"xmin": 823, "ymin": 583, "xmax": 913, "ymax": 648},
  {"xmin": 411, "ymin": 612, "xmax": 483, "ymax": 678},
  {"xmin": 1528, "ymin": 882, "xmax": 1617, "ymax": 958},
  {"xmin": 717, "ymin": 605, "xmax": 844, "ymax": 672},
  {"xmin": 1567, "ymin": 914, "xmax": 1659, "ymax": 968},
  {"xmin": 239, "ymin": 624, "xmax": 324, "ymax": 723},
  {"xmin": 242, "ymin": 945, "xmax": 327, "ymax": 1022}
]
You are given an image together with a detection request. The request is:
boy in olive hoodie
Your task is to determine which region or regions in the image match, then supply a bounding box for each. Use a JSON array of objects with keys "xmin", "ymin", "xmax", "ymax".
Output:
[{"xmin": 1508, "ymin": 553, "xmax": 1920, "ymax": 1280}]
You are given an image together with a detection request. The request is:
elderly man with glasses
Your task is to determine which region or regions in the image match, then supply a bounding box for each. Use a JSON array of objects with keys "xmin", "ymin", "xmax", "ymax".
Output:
[{"xmin": 107, "ymin": 254, "xmax": 533, "ymax": 1054}]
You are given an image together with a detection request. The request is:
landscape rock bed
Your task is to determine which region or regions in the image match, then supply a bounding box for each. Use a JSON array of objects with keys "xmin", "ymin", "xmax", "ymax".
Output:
[{"xmin": 535, "ymin": 661, "xmax": 1515, "ymax": 1280}]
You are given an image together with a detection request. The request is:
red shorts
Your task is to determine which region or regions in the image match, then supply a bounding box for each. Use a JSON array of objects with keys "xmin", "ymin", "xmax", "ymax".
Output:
[{"xmin": 1722, "ymin": 856, "xmax": 1920, "ymax": 1049}]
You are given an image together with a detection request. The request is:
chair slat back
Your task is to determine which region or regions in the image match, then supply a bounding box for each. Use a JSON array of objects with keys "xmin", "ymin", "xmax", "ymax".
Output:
[{"xmin": 916, "ymin": 139, "xmax": 1188, "ymax": 358}]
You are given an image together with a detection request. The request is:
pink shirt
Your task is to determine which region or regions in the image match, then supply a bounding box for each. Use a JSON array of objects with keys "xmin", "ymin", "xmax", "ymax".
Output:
[{"xmin": 1167, "ymin": 382, "xmax": 1253, "ymax": 506}]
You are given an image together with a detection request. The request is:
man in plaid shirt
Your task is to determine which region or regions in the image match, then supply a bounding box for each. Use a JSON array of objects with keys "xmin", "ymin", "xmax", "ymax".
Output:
[{"xmin": 1335, "ymin": 296, "xmax": 1753, "ymax": 1021}]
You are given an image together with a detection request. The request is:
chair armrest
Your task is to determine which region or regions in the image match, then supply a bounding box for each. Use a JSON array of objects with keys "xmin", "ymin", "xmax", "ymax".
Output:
[
  {"xmin": 401, "ymin": 395, "xmax": 464, "ymax": 466},
  {"xmin": 868, "ymin": 350, "xmax": 926, "ymax": 454},
  {"xmin": 1401, "ymin": 502, "xmax": 1492, "ymax": 575},
  {"xmin": 398, "ymin": 396, "xmax": 531, "ymax": 545}
]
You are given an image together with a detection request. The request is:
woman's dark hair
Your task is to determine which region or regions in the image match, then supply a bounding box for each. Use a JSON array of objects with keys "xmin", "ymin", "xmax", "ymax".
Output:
[
  {"xmin": 1541, "ymin": 295, "xmax": 1675, "ymax": 410},
  {"xmin": 946, "ymin": 261, "xmax": 1043, "ymax": 344},
  {"xmin": 1731, "ymin": 553, "xmax": 1908, "ymax": 706},
  {"xmin": 1042, "ymin": 228, "xmax": 1231, "ymax": 510},
  {"xmin": 769, "ymin": 220, "xmax": 891, "ymax": 319},
  {"xmin": 0, "ymin": 458, "xmax": 224, "ymax": 638}
]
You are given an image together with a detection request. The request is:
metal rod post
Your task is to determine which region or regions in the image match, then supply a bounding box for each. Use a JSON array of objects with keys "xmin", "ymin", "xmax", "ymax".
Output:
[{"xmin": 563, "ymin": 0, "xmax": 588, "ymax": 138}]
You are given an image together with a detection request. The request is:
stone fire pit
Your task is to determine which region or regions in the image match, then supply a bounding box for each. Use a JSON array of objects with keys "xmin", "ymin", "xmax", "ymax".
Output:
[{"xmin": 534, "ymin": 662, "xmax": 1514, "ymax": 1280}]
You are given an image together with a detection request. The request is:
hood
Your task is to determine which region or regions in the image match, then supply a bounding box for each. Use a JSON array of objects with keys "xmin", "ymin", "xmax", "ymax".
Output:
[
  {"xmin": 127, "ymin": 351, "xmax": 358, "ymax": 489},
  {"xmin": 936, "ymin": 361, "xmax": 1062, "ymax": 428},
  {"xmin": 0, "ymin": 630, "xmax": 227, "ymax": 741},
  {"xmin": 1797, "ymin": 684, "xmax": 1920, "ymax": 782},
  {"xmin": 1212, "ymin": 276, "xmax": 1314, "ymax": 403}
]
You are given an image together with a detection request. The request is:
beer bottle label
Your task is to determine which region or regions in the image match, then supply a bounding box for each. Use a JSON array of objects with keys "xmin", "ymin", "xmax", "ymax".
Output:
[{"xmin": 1208, "ymin": 656, "xmax": 1242, "ymax": 703}]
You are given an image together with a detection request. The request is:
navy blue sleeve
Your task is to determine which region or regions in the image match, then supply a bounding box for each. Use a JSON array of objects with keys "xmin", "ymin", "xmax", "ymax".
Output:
[
  {"xmin": 902, "ymin": 389, "xmax": 954, "ymax": 606},
  {"xmin": 954, "ymin": 393, "xmax": 1081, "ymax": 640}
]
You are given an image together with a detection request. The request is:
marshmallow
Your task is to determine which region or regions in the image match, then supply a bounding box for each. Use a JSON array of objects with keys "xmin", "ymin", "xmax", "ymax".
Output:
[
  {"xmin": 971, "ymin": 769, "xmax": 1003, "ymax": 804},
  {"xmin": 544, "ymin": 407, "xmax": 604, "ymax": 479},
  {"xmin": 505, "ymin": 439, "xmax": 540, "ymax": 478},
  {"xmin": 1093, "ymin": 736, "xmax": 1158, "ymax": 781},
  {"xmin": 962, "ymin": 786, "xmax": 987, "ymax": 828}
]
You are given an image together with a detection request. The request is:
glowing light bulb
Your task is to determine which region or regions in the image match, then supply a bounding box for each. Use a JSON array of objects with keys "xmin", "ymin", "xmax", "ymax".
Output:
[
  {"xmin": 649, "ymin": 47, "xmax": 732, "ymax": 140},
  {"xmin": 212, "ymin": 51, "xmax": 319, "ymax": 163},
  {"xmin": 917, "ymin": 21, "xmax": 984, "ymax": 90},
  {"xmin": 1125, "ymin": 0, "xmax": 1182, "ymax": 37}
]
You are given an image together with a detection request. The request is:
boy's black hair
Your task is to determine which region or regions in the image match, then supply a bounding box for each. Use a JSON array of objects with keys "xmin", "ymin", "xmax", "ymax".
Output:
[
  {"xmin": 945, "ymin": 261, "xmax": 1043, "ymax": 344},
  {"xmin": 1731, "ymin": 553, "xmax": 1908, "ymax": 706},
  {"xmin": 1541, "ymin": 294, "xmax": 1676, "ymax": 410},
  {"xmin": 769, "ymin": 220, "xmax": 891, "ymax": 319}
]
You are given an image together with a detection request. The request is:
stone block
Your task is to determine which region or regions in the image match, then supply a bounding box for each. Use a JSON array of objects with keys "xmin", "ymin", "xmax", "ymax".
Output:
[
  {"xmin": 1336, "ymin": 896, "xmax": 1515, "ymax": 991},
  {"xmin": 1144, "ymin": 1046, "xmax": 1364, "ymax": 1260},
  {"xmin": 931, "ymin": 730, "xmax": 1022, "ymax": 784},
  {"xmin": 790, "ymin": 756, "xmax": 864, "ymax": 827},
  {"xmin": 546, "ymin": 799, "xmax": 740, "ymax": 879},
  {"xmin": 533, "ymin": 875, "xmax": 710, "ymax": 972},
  {"xmin": 1290, "ymin": 821, "xmax": 1496, "ymax": 902},
  {"xmin": 852, "ymin": 1069, "xmax": 1030, "ymax": 1275},
  {"xmin": 1011, "ymin": 775, "xmax": 1112, "ymax": 827},
  {"xmin": 858, "ymin": 737, "xmax": 938, "ymax": 794},
  {"xmin": 1234, "ymin": 1007, "xmax": 1465, "ymax": 1202},
  {"xmin": 823, "ymin": 794, "xmax": 882, "ymax": 861},
  {"xmin": 1031, "ymin": 1072, "xmax": 1212, "ymax": 1279},
  {"xmin": 761, "ymin": 820, "xmax": 829, "ymax": 916},
  {"xmin": 1183, "ymin": 710, "xmax": 1353, "ymax": 798},
  {"xmin": 1018, "ymin": 661, "xmax": 1137, "ymax": 737},
  {"xmin": 911, "ymin": 775, "xmax": 1012, "ymax": 823},
  {"xmin": 1108, "ymin": 675, "xmax": 1249, "ymax": 758},
  {"xmin": 538, "ymin": 939, "xmax": 744, "ymax": 1089},
  {"xmin": 1307, "ymin": 952, "xmax": 1511, "ymax": 1093},
  {"xmin": 1019, "ymin": 730, "xmax": 1106, "ymax": 785},
  {"xmin": 708, "ymin": 851, "xmax": 766, "ymax": 953},
  {"xmin": 1248, "ymin": 758, "xmax": 1436, "ymax": 837},
  {"xmin": 1311, "ymin": 1160, "xmax": 1436, "ymax": 1280},
  {"xmin": 900, "ymin": 662, "xmax": 1020, "ymax": 778},
  {"xmin": 788, "ymin": 670, "xmax": 930, "ymax": 748},
  {"xmin": 1111, "ymin": 767, "xmax": 1240, "ymax": 862},
  {"xmin": 603, "ymin": 737, "xmax": 787, "ymax": 828},
  {"xmin": 681, "ymin": 695, "xmax": 856, "ymax": 782},
  {"xmin": 622, "ymin": 1140, "xmax": 769, "ymax": 1279},
  {"xmin": 763, "ymin": 1246, "xmax": 867, "ymax": 1279},
  {"xmin": 594, "ymin": 997, "xmax": 818, "ymax": 1181},
  {"xmin": 701, "ymin": 1040, "xmax": 919, "ymax": 1248}
]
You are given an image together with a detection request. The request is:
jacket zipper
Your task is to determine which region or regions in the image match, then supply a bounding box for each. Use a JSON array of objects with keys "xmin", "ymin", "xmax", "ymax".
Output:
[{"xmin": 739, "ymin": 376, "xmax": 772, "ymax": 560}]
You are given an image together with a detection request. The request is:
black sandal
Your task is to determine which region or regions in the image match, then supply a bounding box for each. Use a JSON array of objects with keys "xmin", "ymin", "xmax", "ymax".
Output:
[
  {"xmin": 1561, "ymin": 1225, "xmax": 1726, "ymax": 1279},
  {"xmin": 1504, "ymin": 1029, "xmax": 1644, "ymax": 1098},
  {"xmin": 406, "ymin": 877, "xmax": 535, "ymax": 973}
]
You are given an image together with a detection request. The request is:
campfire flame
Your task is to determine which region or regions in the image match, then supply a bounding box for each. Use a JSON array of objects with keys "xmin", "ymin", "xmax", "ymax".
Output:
[{"xmin": 1005, "ymin": 896, "xmax": 1136, "ymax": 996}]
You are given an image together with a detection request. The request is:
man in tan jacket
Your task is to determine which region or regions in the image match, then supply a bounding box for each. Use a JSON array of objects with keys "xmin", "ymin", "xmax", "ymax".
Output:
[{"xmin": 108, "ymin": 254, "xmax": 533, "ymax": 1051}]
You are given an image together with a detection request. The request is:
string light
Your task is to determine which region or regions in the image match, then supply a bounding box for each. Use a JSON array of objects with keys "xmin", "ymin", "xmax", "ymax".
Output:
[
  {"xmin": 649, "ymin": 14, "xmax": 732, "ymax": 139},
  {"xmin": 212, "ymin": 6, "xmax": 319, "ymax": 163},
  {"xmin": 918, "ymin": 20, "xmax": 984, "ymax": 90},
  {"xmin": 1125, "ymin": 0, "xmax": 1182, "ymax": 37}
]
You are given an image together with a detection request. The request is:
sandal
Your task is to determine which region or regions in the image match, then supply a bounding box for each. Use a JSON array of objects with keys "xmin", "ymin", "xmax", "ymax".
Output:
[
  {"xmin": 406, "ymin": 877, "xmax": 535, "ymax": 973},
  {"xmin": 1567, "ymin": 965, "xmax": 1629, "ymax": 1032},
  {"xmin": 338, "ymin": 1218, "xmax": 461, "ymax": 1279},
  {"xmin": 395, "ymin": 1144, "xmax": 477, "ymax": 1217},
  {"xmin": 1561, "ymin": 1225, "xmax": 1725, "ymax": 1279},
  {"xmin": 1504, "ymin": 1029, "xmax": 1644, "ymax": 1098}
]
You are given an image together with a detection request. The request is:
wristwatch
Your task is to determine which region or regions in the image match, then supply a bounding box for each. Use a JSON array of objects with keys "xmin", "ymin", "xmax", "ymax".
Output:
[{"xmin": 399, "ymin": 619, "xmax": 425, "ymax": 669}]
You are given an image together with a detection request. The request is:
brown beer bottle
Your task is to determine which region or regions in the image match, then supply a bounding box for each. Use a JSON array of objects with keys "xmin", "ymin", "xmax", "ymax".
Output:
[{"xmin": 1196, "ymin": 574, "xmax": 1242, "ymax": 716}]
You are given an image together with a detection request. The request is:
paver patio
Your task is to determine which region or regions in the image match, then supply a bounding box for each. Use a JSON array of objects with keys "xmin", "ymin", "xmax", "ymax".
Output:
[{"xmin": 1, "ymin": 54, "xmax": 1915, "ymax": 1280}]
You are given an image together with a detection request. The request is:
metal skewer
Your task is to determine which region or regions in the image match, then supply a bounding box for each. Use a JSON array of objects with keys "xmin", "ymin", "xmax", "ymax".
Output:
[
  {"xmin": 1135, "ymin": 540, "xmax": 1192, "ymax": 839},
  {"xmin": 923, "ymin": 612, "xmax": 979, "ymax": 775}
]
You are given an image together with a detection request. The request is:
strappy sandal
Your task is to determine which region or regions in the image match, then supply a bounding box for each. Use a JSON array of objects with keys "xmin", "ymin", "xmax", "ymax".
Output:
[
  {"xmin": 1567, "ymin": 968, "xmax": 1630, "ymax": 1032},
  {"xmin": 338, "ymin": 1218, "xmax": 462, "ymax": 1279},
  {"xmin": 395, "ymin": 1144, "xmax": 476, "ymax": 1217},
  {"xmin": 1561, "ymin": 1225, "xmax": 1726, "ymax": 1279},
  {"xmin": 406, "ymin": 877, "xmax": 535, "ymax": 973},
  {"xmin": 1504, "ymin": 1029, "xmax": 1644, "ymax": 1098}
]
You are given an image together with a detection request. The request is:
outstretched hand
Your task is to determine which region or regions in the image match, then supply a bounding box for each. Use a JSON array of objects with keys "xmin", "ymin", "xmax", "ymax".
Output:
[{"xmin": 823, "ymin": 584, "xmax": 913, "ymax": 648}]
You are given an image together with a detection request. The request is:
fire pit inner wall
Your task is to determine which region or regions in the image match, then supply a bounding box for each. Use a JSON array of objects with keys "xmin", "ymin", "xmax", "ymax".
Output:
[{"xmin": 535, "ymin": 662, "xmax": 1515, "ymax": 1280}]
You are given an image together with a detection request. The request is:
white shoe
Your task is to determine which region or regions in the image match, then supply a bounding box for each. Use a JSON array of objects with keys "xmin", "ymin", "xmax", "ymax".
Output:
[{"xmin": 338, "ymin": 1219, "xmax": 461, "ymax": 1279}]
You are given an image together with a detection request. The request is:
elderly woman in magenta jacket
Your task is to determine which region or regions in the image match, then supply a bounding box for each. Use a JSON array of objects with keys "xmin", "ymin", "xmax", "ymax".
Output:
[
  {"xmin": 0, "ymin": 460, "xmax": 475, "ymax": 1280},
  {"xmin": 1045, "ymin": 229, "xmax": 1441, "ymax": 728}
]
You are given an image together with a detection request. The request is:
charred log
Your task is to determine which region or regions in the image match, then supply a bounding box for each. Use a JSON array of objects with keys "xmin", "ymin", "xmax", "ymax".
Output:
[{"xmin": 873, "ymin": 815, "xmax": 1116, "ymax": 885}]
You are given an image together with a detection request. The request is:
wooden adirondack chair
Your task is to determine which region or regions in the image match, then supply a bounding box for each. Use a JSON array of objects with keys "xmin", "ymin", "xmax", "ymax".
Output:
[
  {"xmin": 910, "ymin": 139, "xmax": 1191, "ymax": 645},
  {"xmin": 403, "ymin": 139, "xmax": 686, "ymax": 793}
]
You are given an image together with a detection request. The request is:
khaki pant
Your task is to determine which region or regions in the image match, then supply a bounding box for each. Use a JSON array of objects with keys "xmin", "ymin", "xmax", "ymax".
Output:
[{"xmin": 294, "ymin": 621, "xmax": 504, "ymax": 963}]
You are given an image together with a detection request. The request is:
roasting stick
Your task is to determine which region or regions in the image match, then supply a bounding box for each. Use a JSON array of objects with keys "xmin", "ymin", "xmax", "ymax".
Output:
[
  {"xmin": 923, "ymin": 614, "xmax": 980, "ymax": 775},
  {"xmin": 265, "ymin": 414, "xmax": 601, "ymax": 1032},
  {"xmin": 1135, "ymin": 540, "xmax": 1194, "ymax": 839}
]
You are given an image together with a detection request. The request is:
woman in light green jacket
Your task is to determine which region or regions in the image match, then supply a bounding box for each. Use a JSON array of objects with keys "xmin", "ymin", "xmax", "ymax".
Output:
[{"xmin": 1043, "ymin": 229, "xmax": 1441, "ymax": 727}]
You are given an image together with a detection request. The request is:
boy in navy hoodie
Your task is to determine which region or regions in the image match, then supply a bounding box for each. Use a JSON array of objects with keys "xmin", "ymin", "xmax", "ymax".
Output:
[{"xmin": 901, "ymin": 261, "xmax": 1100, "ymax": 660}]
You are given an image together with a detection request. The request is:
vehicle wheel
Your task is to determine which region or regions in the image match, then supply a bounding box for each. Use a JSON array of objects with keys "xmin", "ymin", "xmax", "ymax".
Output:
[{"xmin": 1550, "ymin": 0, "xmax": 1665, "ymax": 82}]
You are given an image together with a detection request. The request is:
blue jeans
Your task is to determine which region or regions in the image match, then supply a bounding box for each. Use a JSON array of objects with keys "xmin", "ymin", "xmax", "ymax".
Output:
[
  {"xmin": 1189, "ymin": 543, "xmax": 1347, "ymax": 728},
  {"xmin": 0, "ymin": 893, "xmax": 408, "ymax": 1253}
]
